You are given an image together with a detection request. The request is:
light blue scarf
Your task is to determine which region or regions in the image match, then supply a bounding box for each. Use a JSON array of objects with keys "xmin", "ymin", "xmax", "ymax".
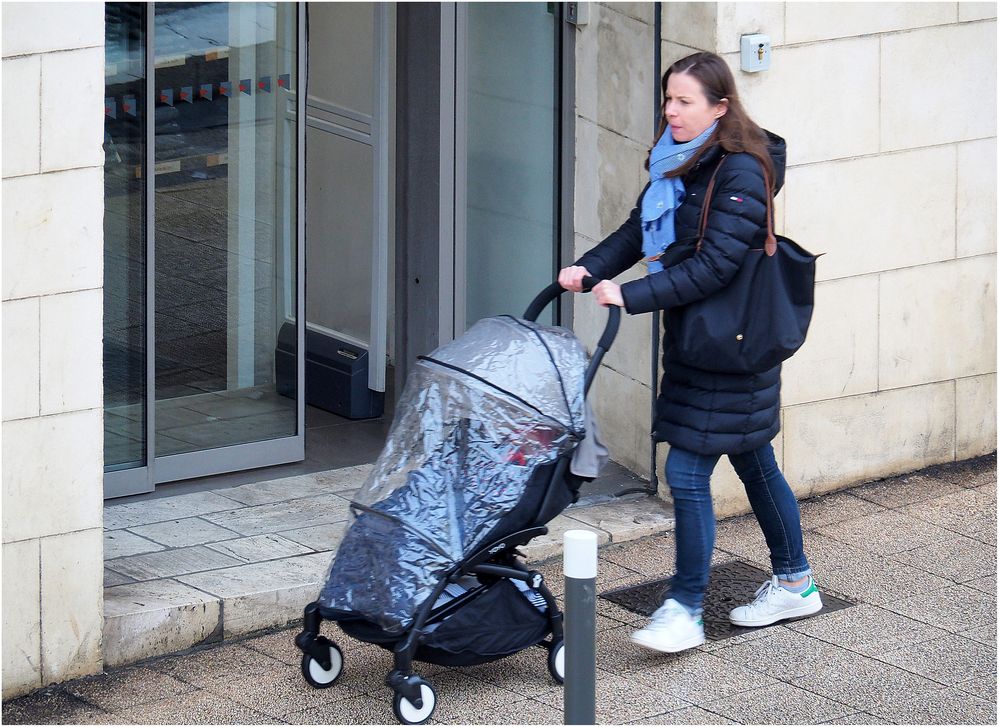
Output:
[{"xmin": 641, "ymin": 122, "xmax": 718, "ymax": 273}]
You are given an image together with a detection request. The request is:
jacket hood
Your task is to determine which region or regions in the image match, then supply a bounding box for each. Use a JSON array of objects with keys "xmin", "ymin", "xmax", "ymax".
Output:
[{"xmin": 763, "ymin": 129, "xmax": 787, "ymax": 194}]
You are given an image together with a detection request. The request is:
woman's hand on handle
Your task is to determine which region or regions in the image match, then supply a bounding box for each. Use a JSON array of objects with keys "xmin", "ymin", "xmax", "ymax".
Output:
[
  {"xmin": 558, "ymin": 265, "xmax": 592, "ymax": 293},
  {"xmin": 593, "ymin": 280, "xmax": 624, "ymax": 308}
]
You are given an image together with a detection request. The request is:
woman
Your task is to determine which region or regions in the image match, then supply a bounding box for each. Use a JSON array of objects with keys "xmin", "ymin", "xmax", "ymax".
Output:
[{"xmin": 559, "ymin": 52, "xmax": 821, "ymax": 653}]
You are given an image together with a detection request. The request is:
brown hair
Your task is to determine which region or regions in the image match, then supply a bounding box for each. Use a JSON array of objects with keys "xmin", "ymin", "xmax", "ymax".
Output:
[{"xmin": 646, "ymin": 52, "xmax": 775, "ymax": 189}]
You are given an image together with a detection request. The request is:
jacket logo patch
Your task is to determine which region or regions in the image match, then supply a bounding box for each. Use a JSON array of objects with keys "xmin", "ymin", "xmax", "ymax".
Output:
[{"xmin": 730, "ymin": 196, "xmax": 743, "ymax": 202}]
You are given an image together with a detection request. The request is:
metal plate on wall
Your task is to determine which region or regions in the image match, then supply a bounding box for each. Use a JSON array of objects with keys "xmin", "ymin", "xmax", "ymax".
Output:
[{"xmin": 600, "ymin": 560, "xmax": 855, "ymax": 642}]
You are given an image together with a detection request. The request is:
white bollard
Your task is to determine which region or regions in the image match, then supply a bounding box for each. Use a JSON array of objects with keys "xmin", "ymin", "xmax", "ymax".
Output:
[{"xmin": 563, "ymin": 529, "xmax": 597, "ymax": 725}]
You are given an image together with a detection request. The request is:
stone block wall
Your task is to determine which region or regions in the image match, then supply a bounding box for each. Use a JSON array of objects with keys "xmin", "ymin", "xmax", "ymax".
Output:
[
  {"xmin": 2, "ymin": 2, "xmax": 106, "ymax": 699},
  {"xmin": 575, "ymin": 2, "xmax": 996, "ymax": 514}
]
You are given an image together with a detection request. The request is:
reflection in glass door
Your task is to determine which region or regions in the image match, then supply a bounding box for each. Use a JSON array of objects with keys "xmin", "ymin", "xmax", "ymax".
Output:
[{"xmin": 103, "ymin": 2, "xmax": 304, "ymax": 496}]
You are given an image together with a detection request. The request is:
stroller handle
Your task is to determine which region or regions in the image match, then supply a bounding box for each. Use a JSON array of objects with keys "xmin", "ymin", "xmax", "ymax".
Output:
[{"xmin": 523, "ymin": 277, "xmax": 621, "ymax": 358}]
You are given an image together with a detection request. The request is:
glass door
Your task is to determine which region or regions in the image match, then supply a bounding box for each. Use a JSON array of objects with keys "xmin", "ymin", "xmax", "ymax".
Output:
[
  {"xmin": 103, "ymin": 2, "xmax": 304, "ymax": 497},
  {"xmin": 454, "ymin": 2, "xmax": 562, "ymax": 331}
]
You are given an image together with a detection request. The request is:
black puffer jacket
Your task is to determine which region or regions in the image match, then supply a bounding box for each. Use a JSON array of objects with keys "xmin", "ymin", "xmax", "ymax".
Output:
[{"xmin": 575, "ymin": 131, "xmax": 787, "ymax": 455}]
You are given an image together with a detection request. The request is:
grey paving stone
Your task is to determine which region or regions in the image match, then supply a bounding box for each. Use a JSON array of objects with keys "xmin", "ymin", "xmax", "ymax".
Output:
[
  {"xmin": 104, "ymin": 530, "xmax": 165, "ymax": 559},
  {"xmin": 456, "ymin": 696, "xmax": 564, "ymax": 725},
  {"xmin": 702, "ymin": 681, "xmax": 855, "ymax": 725},
  {"xmin": 149, "ymin": 643, "xmax": 289, "ymax": 689},
  {"xmin": 867, "ymin": 685, "xmax": 997, "ymax": 725},
  {"xmin": 954, "ymin": 670, "xmax": 997, "ymax": 702},
  {"xmin": 626, "ymin": 646, "xmax": 780, "ymax": 705},
  {"xmin": 176, "ymin": 552, "xmax": 330, "ymax": 597},
  {"xmin": 563, "ymin": 496, "xmax": 675, "ymax": 543},
  {"xmin": 128, "ymin": 517, "xmax": 243, "ymax": 548},
  {"xmin": 279, "ymin": 521, "xmax": 348, "ymax": 552},
  {"xmin": 710, "ymin": 626, "xmax": 850, "ymax": 682},
  {"xmin": 890, "ymin": 583, "xmax": 997, "ymax": 633},
  {"xmin": 798, "ymin": 490, "xmax": 889, "ymax": 530},
  {"xmin": 201, "ymin": 665, "xmax": 367, "ymax": 719},
  {"xmin": 459, "ymin": 644, "xmax": 562, "ymax": 696},
  {"xmin": 877, "ymin": 633, "xmax": 997, "ymax": 684},
  {"xmin": 630, "ymin": 705, "xmax": 737, "ymax": 724},
  {"xmin": 898, "ymin": 487, "xmax": 996, "ymax": 539},
  {"xmin": 113, "ymin": 688, "xmax": 276, "ymax": 724},
  {"xmin": 104, "ymin": 567, "xmax": 133, "ymax": 587},
  {"xmin": 601, "ymin": 534, "xmax": 677, "ymax": 575},
  {"xmin": 283, "ymin": 694, "xmax": 396, "ymax": 726},
  {"xmin": 850, "ymin": 473, "xmax": 963, "ymax": 509},
  {"xmin": 788, "ymin": 647, "xmax": 962, "ymax": 715},
  {"xmin": 205, "ymin": 533, "xmax": 313, "ymax": 563},
  {"xmin": 423, "ymin": 670, "xmax": 538, "ymax": 724},
  {"xmin": 106, "ymin": 545, "xmax": 245, "ymax": 581},
  {"xmin": 711, "ymin": 516, "xmax": 772, "ymax": 567},
  {"xmin": 64, "ymin": 666, "xmax": 196, "ymax": 712},
  {"xmin": 889, "ymin": 535, "xmax": 997, "ymax": 583},
  {"xmin": 200, "ymin": 493, "xmax": 353, "ymax": 536},
  {"xmin": 801, "ymin": 533, "xmax": 955, "ymax": 607},
  {"xmin": 533, "ymin": 668, "xmax": 689, "ymax": 724},
  {"xmin": 103, "ymin": 491, "xmax": 243, "ymax": 529},
  {"xmin": 785, "ymin": 602, "xmax": 949, "ymax": 657},
  {"xmin": 818, "ymin": 713, "xmax": 894, "ymax": 724},
  {"xmin": 1, "ymin": 688, "xmax": 126, "ymax": 725},
  {"xmin": 958, "ymin": 622, "xmax": 997, "ymax": 645},
  {"xmin": 924, "ymin": 455, "xmax": 997, "ymax": 489},
  {"xmin": 815, "ymin": 509, "xmax": 958, "ymax": 557},
  {"xmin": 312, "ymin": 464, "xmax": 375, "ymax": 492},
  {"xmin": 218, "ymin": 475, "xmax": 330, "ymax": 506}
]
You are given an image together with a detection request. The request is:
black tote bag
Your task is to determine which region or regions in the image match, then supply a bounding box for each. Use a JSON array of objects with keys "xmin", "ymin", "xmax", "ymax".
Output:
[{"xmin": 670, "ymin": 158, "xmax": 818, "ymax": 374}]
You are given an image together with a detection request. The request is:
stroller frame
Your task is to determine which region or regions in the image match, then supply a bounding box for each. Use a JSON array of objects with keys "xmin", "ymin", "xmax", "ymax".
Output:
[{"xmin": 295, "ymin": 280, "xmax": 619, "ymax": 724}]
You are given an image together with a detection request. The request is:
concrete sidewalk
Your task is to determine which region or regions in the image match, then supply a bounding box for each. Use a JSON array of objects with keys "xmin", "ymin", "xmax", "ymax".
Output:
[{"xmin": 4, "ymin": 455, "xmax": 996, "ymax": 725}]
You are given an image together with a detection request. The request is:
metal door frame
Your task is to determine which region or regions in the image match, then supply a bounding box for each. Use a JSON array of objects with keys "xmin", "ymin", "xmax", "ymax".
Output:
[{"xmin": 104, "ymin": 2, "xmax": 307, "ymax": 498}]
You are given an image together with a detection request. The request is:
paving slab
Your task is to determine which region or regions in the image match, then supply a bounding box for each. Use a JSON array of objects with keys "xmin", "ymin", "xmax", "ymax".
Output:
[
  {"xmin": 876, "ymin": 633, "xmax": 997, "ymax": 685},
  {"xmin": 797, "ymin": 490, "xmax": 889, "ymax": 530},
  {"xmin": 890, "ymin": 582, "xmax": 997, "ymax": 634},
  {"xmin": 103, "ymin": 568, "xmax": 133, "ymax": 587},
  {"xmin": 112, "ymin": 688, "xmax": 276, "ymax": 725},
  {"xmin": 560, "ymin": 495, "xmax": 675, "ymax": 542},
  {"xmin": 278, "ymin": 521, "xmax": 349, "ymax": 552},
  {"xmin": 0, "ymin": 688, "xmax": 124, "ymax": 725},
  {"xmin": 216, "ymin": 474, "xmax": 333, "ymax": 506},
  {"xmin": 710, "ymin": 626, "xmax": 850, "ymax": 682},
  {"xmin": 898, "ymin": 486, "xmax": 997, "ymax": 540},
  {"xmin": 954, "ymin": 670, "xmax": 997, "ymax": 701},
  {"xmin": 815, "ymin": 509, "xmax": 959, "ymax": 556},
  {"xmin": 103, "ymin": 530, "xmax": 164, "ymax": 559},
  {"xmin": 923, "ymin": 454, "xmax": 997, "ymax": 488},
  {"xmin": 889, "ymin": 534, "xmax": 997, "ymax": 583},
  {"xmin": 200, "ymin": 493, "xmax": 353, "ymax": 536},
  {"xmin": 533, "ymin": 667, "xmax": 690, "ymax": 724},
  {"xmin": 104, "ymin": 492, "xmax": 243, "ymax": 529},
  {"xmin": 817, "ymin": 713, "xmax": 894, "ymax": 725},
  {"xmin": 148, "ymin": 643, "xmax": 289, "ymax": 690},
  {"xmin": 106, "ymin": 544, "xmax": 245, "ymax": 581},
  {"xmin": 63, "ymin": 666, "xmax": 196, "ymax": 712},
  {"xmin": 866, "ymin": 685, "xmax": 997, "ymax": 725},
  {"xmin": 850, "ymin": 472, "xmax": 964, "ymax": 509},
  {"xmin": 785, "ymin": 602, "xmax": 949, "ymax": 657},
  {"xmin": 632, "ymin": 705, "xmax": 737, "ymax": 724},
  {"xmin": 701, "ymin": 681, "xmax": 855, "ymax": 725},
  {"xmin": 205, "ymin": 533, "xmax": 314, "ymax": 563},
  {"xmin": 127, "ymin": 517, "xmax": 243, "ymax": 548},
  {"xmin": 414, "ymin": 669, "xmax": 536, "ymax": 724}
]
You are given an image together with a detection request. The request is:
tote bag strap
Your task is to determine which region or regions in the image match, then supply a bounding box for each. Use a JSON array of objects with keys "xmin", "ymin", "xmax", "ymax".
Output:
[{"xmin": 697, "ymin": 155, "xmax": 778, "ymax": 256}]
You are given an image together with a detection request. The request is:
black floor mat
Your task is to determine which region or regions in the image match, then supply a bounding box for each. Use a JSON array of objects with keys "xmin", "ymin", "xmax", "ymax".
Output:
[{"xmin": 600, "ymin": 560, "xmax": 855, "ymax": 641}]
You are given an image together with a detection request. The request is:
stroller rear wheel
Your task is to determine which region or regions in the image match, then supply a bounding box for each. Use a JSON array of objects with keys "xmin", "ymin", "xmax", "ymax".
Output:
[
  {"xmin": 548, "ymin": 640, "xmax": 565, "ymax": 684},
  {"xmin": 300, "ymin": 638, "xmax": 343, "ymax": 689},
  {"xmin": 392, "ymin": 680, "xmax": 437, "ymax": 725}
]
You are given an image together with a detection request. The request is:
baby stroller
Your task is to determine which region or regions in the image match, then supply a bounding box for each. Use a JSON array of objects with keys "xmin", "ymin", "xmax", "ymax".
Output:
[{"xmin": 295, "ymin": 279, "xmax": 619, "ymax": 724}]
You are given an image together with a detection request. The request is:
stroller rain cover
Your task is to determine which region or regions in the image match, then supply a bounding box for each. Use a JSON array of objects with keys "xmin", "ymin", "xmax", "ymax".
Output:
[{"xmin": 319, "ymin": 316, "xmax": 588, "ymax": 634}]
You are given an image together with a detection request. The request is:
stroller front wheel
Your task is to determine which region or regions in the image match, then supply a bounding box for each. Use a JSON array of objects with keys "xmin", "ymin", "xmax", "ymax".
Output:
[
  {"xmin": 301, "ymin": 640, "xmax": 343, "ymax": 689},
  {"xmin": 548, "ymin": 640, "xmax": 565, "ymax": 684},
  {"xmin": 392, "ymin": 680, "xmax": 437, "ymax": 725}
]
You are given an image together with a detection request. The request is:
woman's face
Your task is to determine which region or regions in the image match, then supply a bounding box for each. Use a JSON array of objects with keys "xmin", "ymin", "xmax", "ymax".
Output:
[{"xmin": 664, "ymin": 72, "xmax": 727, "ymax": 143}]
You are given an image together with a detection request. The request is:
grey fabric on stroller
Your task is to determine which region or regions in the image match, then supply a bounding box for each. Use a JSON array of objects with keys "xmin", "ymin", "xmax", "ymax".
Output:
[{"xmin": 319, "ymin": 315, "xmax": 592, "ymax": 634}]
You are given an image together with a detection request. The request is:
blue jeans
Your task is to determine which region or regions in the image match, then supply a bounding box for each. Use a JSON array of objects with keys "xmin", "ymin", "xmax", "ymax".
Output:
[{"xmin": 664, "ymin": 443, "xmax": 812, "ymax": 613}]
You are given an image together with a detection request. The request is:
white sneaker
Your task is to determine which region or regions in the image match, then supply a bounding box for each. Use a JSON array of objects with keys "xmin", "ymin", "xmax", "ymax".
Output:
[
  {"xmin": 630, "ymin": 598, "xmax": 705, "ymax": 653},
  {"xmin": 729, "ymin": 575, "xmax": 823, "ymax": 627}
]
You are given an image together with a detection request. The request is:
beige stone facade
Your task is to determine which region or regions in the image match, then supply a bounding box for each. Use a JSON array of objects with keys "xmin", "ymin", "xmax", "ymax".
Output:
[
  {"xmin": 2, "ymin": 1, "xmax": 106, "ymax": 699},
  {"xmin": 573, "ymin": 2, "xmax": 997, "ymax": 514}
]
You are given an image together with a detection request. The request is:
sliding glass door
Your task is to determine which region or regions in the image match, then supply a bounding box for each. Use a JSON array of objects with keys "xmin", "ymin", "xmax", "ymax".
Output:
[{"xmin": 103, "ymin": 2, "xmax": 304, "ymax": 497}]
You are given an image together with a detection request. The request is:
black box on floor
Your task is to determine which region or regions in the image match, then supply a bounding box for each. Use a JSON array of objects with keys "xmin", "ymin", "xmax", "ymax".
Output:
[{"xmin": 275, "ymin": 322, "xmax": 385, "ymax": 420}]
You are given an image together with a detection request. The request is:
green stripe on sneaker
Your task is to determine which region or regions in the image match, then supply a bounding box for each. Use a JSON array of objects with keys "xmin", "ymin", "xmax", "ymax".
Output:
[{"xmin": 800, "ymin": 582, "xmax": 818, "ymax": 597}]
